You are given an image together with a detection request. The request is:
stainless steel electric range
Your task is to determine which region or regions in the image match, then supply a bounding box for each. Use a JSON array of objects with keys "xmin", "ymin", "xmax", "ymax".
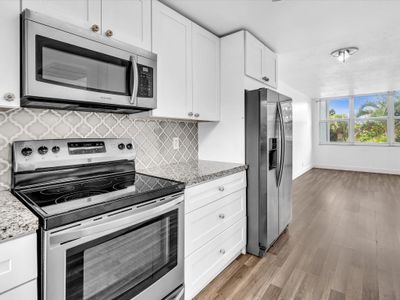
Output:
[{"xmin": 11, "ymin": 138, "xmax": 185, "ymax": 300}]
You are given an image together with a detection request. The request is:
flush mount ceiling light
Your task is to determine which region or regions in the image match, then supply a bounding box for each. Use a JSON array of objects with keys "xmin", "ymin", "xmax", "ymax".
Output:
[{"xmin": 330, "ymin": 47, "xmax": 359, "ymax": 63}]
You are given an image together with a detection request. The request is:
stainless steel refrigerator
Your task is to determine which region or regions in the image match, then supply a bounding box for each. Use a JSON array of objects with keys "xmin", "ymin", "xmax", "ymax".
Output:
[{"xmin": 245, "ymin": 88, "xmax": 293, "ymax": 257}]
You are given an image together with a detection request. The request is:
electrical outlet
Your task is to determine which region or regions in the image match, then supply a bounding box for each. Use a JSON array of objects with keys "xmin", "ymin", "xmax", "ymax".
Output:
[{"xmin": 173, "ymin": 137, "xmax": 180, "ymax": 150}]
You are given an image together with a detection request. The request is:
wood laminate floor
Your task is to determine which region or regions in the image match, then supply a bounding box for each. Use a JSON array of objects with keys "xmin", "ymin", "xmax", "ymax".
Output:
[{"xmin": 194, "ymin": 168, "xmax": 400, "ymax": 300}]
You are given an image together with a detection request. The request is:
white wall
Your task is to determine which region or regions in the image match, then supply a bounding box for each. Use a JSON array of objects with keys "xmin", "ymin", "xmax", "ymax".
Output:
[
  {"xmin": 277, "ymin": 81, "xmax": 313, "ymax": 179},
  {"xmin": 312, "ymin": 101, "xmax": 400, "ymax": 174}
]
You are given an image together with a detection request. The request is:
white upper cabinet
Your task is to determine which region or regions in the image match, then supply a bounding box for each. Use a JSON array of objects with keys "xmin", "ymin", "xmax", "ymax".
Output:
[
  {"xmin": 152, "ymin": 1, "xmax": 220, "ymax": 121},
  {"xmin": 152, "ymin": 1, "xmax": 193, "ymax": 119},
  {"xmin": 22, "ymin": 0, "xmax": 151, "ymax": 50},
  {"xmin": 101, "ymin": 0, "xmax": 151, "ymax": 50},
  {"xmin": 21, "ymin": 0, "xmax": 101, "ymax": 30},
  {"xmin": 0, "ymin": 0, "xmax": 20, "ymax": 109},
  {"xmin": 262, "ymin": 46, "xmax": 277, "ymax": 88},
  {"xmin": 245, "ymin": 31, "xmax": 277, "ymax": 88},
  {"xmin": 192, "ymin": 23, "xmax": 220, "ymax": 122}
]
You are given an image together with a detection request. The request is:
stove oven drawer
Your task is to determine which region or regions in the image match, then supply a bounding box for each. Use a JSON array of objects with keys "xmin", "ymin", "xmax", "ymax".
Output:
[
  {"xmin": 184, "ymin": 171, "xmax": 246, "ymax": 214},
  {"xmin": 0, "ymin": 234, "xmax": 37, "ymax": 294}
]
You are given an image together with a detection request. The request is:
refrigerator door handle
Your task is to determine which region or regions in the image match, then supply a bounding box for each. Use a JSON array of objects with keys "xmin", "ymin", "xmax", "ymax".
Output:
[{"xmin": 277, "ymin": 102, "xmax": 286, "ymax": 187}]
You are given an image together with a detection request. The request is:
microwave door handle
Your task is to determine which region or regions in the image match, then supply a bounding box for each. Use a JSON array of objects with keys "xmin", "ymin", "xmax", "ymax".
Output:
[{"xmin": 130, "ymin": 56, "xmax": 139, "ymax": 105}]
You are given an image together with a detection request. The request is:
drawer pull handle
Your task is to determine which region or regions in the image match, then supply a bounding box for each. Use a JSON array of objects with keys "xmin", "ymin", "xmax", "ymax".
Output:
[
  {"xmin": 218, "ymin": 213, "xmax": 225, "ymax": 219},
  {"xmin": 220, "ymin": 249, "xmax": 226, "ymax": 255},
  {"xmin": 218, "ymin": 186, "xmax": 225, "ymax": 192}
]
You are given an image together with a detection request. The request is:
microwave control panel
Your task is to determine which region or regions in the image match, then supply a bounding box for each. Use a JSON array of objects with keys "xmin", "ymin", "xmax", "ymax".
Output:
[{"xmin": 137, "ymin": 64, "xmax": 153, "ymax": 98}]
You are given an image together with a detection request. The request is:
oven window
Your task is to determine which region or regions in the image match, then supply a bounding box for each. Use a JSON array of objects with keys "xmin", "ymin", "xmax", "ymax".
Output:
[
  {"xmin": 65, "ymin": 210, "xmax": 178, "ymax": 300},
  {"xmin": 36, "ymin": 35, "xmax": 130, "ymax": 96}
]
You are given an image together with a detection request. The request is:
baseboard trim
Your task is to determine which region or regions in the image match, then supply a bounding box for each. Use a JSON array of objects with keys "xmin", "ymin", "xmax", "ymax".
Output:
[
  {"xmin": 293, "ymin": 164, "xmax": 313, "ymax": 179},
  {"xmin": 313, "ymin": 164, "xmax": 400, "ymax": 176}
]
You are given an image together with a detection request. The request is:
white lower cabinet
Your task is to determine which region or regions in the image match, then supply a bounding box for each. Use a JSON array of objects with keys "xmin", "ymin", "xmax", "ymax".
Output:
[
  {"xmin": 185, "ymin": 189, "xmax": 246, "ymax": 257},
  {"xmin": 0, "ymin": 234, "xmax": 37, "ymax": 299},
  {"xmin": 184, "ymin": 172, "xmax": 247, "ymax": 300},
  {"xmin": 0, "ymin": 279, "xmax": 37, "ymax": 300}
]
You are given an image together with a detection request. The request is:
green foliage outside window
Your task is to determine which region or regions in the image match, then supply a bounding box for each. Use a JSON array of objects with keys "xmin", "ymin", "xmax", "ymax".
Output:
[
  {"xmin": 329, "ymin": 122, "xmax": 348, "ymax": 142},
  {"xmin": 354, "ymin": 121, "xmax": 387, "ymax": 143}
]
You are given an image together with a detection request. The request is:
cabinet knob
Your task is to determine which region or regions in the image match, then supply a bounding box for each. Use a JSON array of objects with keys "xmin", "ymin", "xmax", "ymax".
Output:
[
  {"xmin": 188, "ymin": 112, "xmax": 193, "ymax": 117},
  {"xmin": 194, "ymin": 113, "xmax": 200, "ymax": 118},
  {"xmin": 91, "ymin": 24, "xmax": 100, "ymax": 32},
  {"xmin": 105, "ymin": 29, "xmax": 113, "ymax": 37},
  {"xmin": 3, "ymin": 93, "xmax": 15, "ymax": 102},
  {"xmin": 220, "ymin": 249, "xmax": 226, "ymax": 255},
  {"xmin": 262, "ymin": 76, "xmax": 270, "ymax": 82},
  {"xmin": 218, "ymin": 186, "xmax": 225, "ymax": 192},
  {"xmin": 218, "ymin": 213, "xmax": 225, "ymax": 219}
]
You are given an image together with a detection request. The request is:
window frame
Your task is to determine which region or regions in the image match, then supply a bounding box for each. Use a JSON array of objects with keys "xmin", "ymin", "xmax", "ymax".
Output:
[{"xmin": 318, "ymin": 91, "xmax": 399, "ymax": 147}]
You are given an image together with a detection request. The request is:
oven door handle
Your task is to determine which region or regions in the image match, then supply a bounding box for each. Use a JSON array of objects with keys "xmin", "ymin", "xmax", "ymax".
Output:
[
  {"xmin": 130, "ymin": 55, "xmax": 139, "ymax": 105},
  {"xmin": 50, "ymin": 194, "xmax": 183, "ymax": 245}
]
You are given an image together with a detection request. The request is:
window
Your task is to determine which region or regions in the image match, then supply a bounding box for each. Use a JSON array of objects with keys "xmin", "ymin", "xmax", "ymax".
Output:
[
  {"xmin": 319, "ymin": 98, "xmax": 350, "ymax": 143},
  {"xmin": 319, "ymin": 91, "xmax": 399, "ymax": 145},
  {"xmin": 394, "ymin": 92, "xmax": 400, "ymax": 142}
]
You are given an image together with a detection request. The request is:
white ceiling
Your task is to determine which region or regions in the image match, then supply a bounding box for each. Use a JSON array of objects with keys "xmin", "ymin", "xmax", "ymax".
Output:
[{"xmin": 161, "ymin": 0, "xmax": 400, "ymax": 99}]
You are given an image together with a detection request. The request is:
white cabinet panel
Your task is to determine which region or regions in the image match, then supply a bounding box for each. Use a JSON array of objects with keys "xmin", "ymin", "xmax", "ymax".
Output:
[
  {"xmin": 0, "ymin": 0, "xmax": 20, "ymax": 109},
  {"xmin": 101, "ymin": 0, "xmax": 151, "ymax": 50},
  {"xmin": 185, "ymin": 189, "xmax": 245, "ymax": 257},
  {"xmin": 0, "ymin": 234, "xmax": 37, "ymax": 294},
  {"xmin": 192, "ymin": 23, "xmax": 220, "ymax": 121},
  {"xmin": 245, "ymin": 31, "xmax": 277, "ymax": 88},
  {"xmin": 185, "ymin": 218, "xmax": 246, "ymax": 299},
  {"xmin": 152, "ymin": 1, "xmax": 192, "ymax": 119},
  {"xmin": 0, "ymin": 279, "xmax": 37, "ymax": 300},
  {"xmin": 245, "ymin": 31, "xmax": 264, "ymax": 82},
  {"xmin": 185, "ymin": 171, "xmax": 246, "ymax": 214},
  {"xmin": 263, "ymin": 47, "xmax": 277, "ymax": 88},
  {"xmin": 21, "ymin": 0, "xmax": 101, "ymax": 30}
]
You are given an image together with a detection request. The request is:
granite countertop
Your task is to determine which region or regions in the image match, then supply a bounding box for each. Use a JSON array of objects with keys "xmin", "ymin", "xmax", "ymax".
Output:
[
  {"xmin": 138, "ymin": 160, "xmax": 247, "ymax": 186},
  {"xmin": 0, "ymin": 191, "xmax": 38, "ymax": 242}
]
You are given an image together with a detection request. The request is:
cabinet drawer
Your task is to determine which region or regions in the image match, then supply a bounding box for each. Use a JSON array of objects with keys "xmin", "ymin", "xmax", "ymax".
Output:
[
  {"xmin": 185, "ymin": 171, "xmax": 246, "ymax": 213},
  {"xmin": 185, "ymin": 189, "xmax": 245, "ymax": 257},
  {"xmin": 0, "ymin": 279, "xmax": 37, "ymax": 300},
  {"xmin": 185, "ymin": 218, "xmax": 246, "ymax": 299},
  {"xmin": 0, "ymin": 234, "xmax": 37, "ymax": 294}
]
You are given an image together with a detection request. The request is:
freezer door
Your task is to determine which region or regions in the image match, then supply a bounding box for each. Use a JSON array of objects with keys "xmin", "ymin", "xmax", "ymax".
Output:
[
  {"xmin": 278, "ymin": 99, "xmax": 293, "ymax": 233},
  {"xmin": 264, "ymin": 98, "xmax": 280, "ymax": 249}
]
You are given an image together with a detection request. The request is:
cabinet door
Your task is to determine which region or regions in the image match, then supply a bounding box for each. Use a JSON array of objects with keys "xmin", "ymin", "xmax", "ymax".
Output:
[
  {"xmin": 21, "ymin": 0, "xmax": 101, "ymax": 30},
  {"xmin": 245, "ymin": 31, "xmax": 264, "ymax": 82},
  {"xmin": 152, "ymin": 1, "xmax": 192, "ymax": 119},
  {"xmin": 101, "ymin": 0, "xmax": 151, "ymax": 50},
  {"xmin": 245, "ymin": 31, "xmax": 277, "ymax": 88},
  {"xmin": 0, "ymin": 0, "xmax": 20, "ymax": 109},
  {"xmin": 262, "ymin": 47, "xmax": 277, "ymax": 88},
  {"xmin": 192, "ymin": 23, "xmax": 220, "ymax": 121}
]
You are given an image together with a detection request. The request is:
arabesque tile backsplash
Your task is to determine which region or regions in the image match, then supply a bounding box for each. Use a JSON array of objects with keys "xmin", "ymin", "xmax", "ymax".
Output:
[{"xmin": 0, "ymin": 108, "xmax": 198, "ymax": 190}]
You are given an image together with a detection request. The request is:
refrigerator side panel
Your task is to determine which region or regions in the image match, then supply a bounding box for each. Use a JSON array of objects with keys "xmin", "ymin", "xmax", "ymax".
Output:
[
  {"xmin": 245, "ymin": 89, "xmax": 261, "ymax": 256},
  {"xmin": 278, "ymin": 99, "xmax": 293, "ymax": 233}
]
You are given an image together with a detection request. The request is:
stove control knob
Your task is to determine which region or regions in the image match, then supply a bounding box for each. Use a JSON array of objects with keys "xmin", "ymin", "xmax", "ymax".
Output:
[
  {"xmin": 118, "ymin": 143, "xmax": 125, "ymax": 150},
  {"xmin": 38, "ymin": 146, "xmax": 48, "ymax": 155},
  {"xmin": 52, "ymin": 146, "xmax": 60, "ymax": 153},
  {"xmin": 126, "ymin": 143, "xmax": 133, "ymax": 150},
  {"xmin": 21, "ymin": 147, "xmax": 33, "ymax": 157}
]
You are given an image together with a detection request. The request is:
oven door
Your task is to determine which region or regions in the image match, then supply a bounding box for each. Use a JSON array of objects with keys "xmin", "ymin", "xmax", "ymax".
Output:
[
  {"xmin": 22, "ymin": 16, "xmax": 156, "ymax": 109},
  {"xmin": 43, "ymin": 194, "xmax": 184, "ymax": 300}
]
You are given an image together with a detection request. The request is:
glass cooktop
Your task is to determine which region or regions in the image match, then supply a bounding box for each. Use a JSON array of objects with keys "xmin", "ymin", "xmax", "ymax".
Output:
[{"xmin": 18, "ymin": 172, "xmax": 183, "ymax": 216}]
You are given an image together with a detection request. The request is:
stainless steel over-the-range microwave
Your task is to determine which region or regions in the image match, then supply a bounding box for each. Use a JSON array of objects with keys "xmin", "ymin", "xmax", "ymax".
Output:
[{"xmin": 21, "ymin": 9, "xmax": 157, "ymax": 114}]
